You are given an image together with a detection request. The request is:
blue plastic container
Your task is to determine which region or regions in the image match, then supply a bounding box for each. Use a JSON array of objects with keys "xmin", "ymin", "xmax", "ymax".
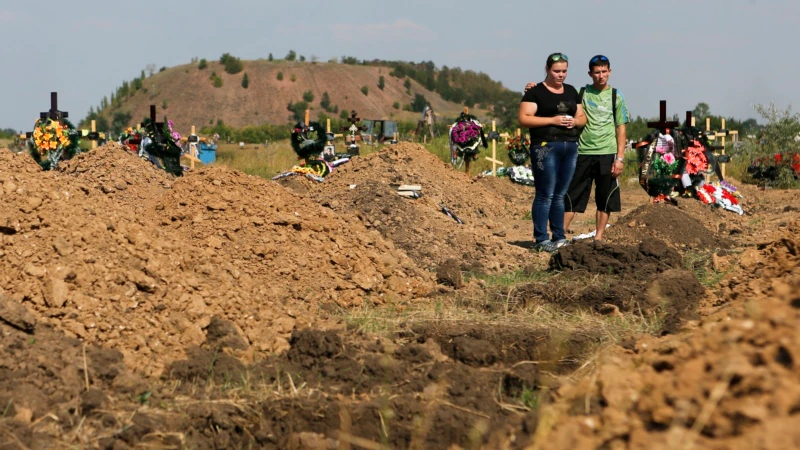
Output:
[{"xmin": 198, "ymin": 142, "xmax": 217, "ymax": 164}]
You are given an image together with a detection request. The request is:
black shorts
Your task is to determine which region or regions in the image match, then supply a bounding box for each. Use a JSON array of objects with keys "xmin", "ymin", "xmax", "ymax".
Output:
[{"xmin": 565, "ymin": 154, "xmax": 621, "ymax": 213}]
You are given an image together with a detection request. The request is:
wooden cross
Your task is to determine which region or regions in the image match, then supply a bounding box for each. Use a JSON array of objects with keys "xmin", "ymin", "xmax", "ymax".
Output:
[
  {"xmin": 40, "ymin": 92, "xmax": 69, "ymax": 122},
  {"xmin": 304, "ymin": 109, "xmax": 310, "ymax": 126},
  {"xmin": 647, "ymin": 100, "xmax": 679, "ymax": 134},
  {"xmin": 484, "ymin": 120, "xmax": 503, "ymax": 176},
  {"xmin": 81, "ymin": 120, "xmax": 105, "ymax": 149},
  {"xmin": 182, "ymin": 125, "xmax": 201, "ymax": 169}
]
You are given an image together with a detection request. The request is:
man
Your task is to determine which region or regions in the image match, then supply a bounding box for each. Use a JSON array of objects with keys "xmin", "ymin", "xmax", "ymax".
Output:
[{"xmin": 525, "ymin": 55, "xmax": 629, "ymax": 242}]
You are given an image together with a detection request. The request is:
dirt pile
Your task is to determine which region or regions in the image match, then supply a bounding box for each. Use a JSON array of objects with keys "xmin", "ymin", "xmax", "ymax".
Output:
[
  {"xmin": 530, "ymin": 220, "xmax": 800, "ymax": 449},
  {"xmin": 605, "ymin": 203, "xmax": 733, "ymax": 250},
  {"xmin": 0, "ymin": 146, "xmax": 434, "ymax": 377},
  {"xmin": 298, "ymin": 143, "xmax": 532, "ymax": 271}
]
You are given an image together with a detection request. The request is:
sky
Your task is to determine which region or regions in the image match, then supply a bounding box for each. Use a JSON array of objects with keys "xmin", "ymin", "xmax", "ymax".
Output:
[{"xmin": 1, "ymin": 0, "xmax": 798, "ymax": 132}]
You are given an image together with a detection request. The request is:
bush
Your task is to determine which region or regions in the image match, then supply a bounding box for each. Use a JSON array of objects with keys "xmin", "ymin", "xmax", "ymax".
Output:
[
  {"xmin": 162, "ymin": 99, "xmax": 168, "ymax": 110},
  {"xmin": 393, "ymin": 101, "xmax": 400, "ymax": 110},
  {"xmin": 290, "ymin": 74, "xmax": 296, "ymax": 82},
  {"xmin": 378, "ymin": 75, "xmax": 385, "ymax": 90},
  {"xmin": 220, "ymin": 53, "xmax": 243, "ymax": 74},
  {"xmin": 340, "ymin": 109, "xmax": 349, "ymax": 119},
  {"xmin": 341, "ymin": 56, "xmax": 359, "ymax": 65},
  {"xmin": 287, "ymin": 100, "xmax": 310, "ymax": 123},
  {"xmin": 404, "ymin": 79, "xmax": 412, "ymax": 93},
  {"xmin": 242, "ymin": 73, "xmax": 249, "ymax": 89},
  {"xmin": 411, "ymin": 93, "xmax": 428, "ymax": 112},
  {"xmin": 268, "ymin": 53, "xmax": 273, "ymax": 61},
  {"xmin": 320, "ymin": 92, "xmax": 331, "ymax": 111},
  {"xmin": 361, "ymin": 86, "xmax": 369, "ymax": 96},
  {"xmin": 198, "ymin": 58, "xmax": 207, "ymax": 69},
  {"xmin": 276, "ymin": 72, "xmax": 284, "ymax": 81},
  {"xmin": 302, "ymin": 90, "xmax": 314, "ymax": 102},
  {"xmin": 285, "ymin": 50, "xmax": 296, "ymax": 61},
  {"xmin": 210, "ymin": 71, "xmax": 223, "ymax": 88}
]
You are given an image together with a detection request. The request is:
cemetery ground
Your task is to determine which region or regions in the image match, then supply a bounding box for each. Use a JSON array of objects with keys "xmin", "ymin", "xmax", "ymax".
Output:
[{"xmin": 1, "ymin": 141, "xmax": 799, "ymax": 450}]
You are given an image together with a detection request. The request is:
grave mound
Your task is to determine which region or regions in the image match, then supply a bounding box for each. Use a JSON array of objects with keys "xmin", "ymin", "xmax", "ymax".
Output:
[
  {"xmin": 605, "ymin": 202, "xmax": 732, "ymax": 250},
  {"xmin": 304, "ymin": 143, "xmax": 532, "ymax": 272},
  {"xmin": 0, "ymin": 145, "xmax": 434, "ymax": 377}
]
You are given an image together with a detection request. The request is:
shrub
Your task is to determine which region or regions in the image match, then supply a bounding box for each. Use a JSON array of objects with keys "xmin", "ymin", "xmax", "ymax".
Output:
[
  {"xmin": 290, "ymin": 74, "xmax": 296, "ymax": 82},
  {"xmin": 162, "ymin": 99, "xmax": 168, "ymax": 110},
  {"xmin": 268, "ymin": 53, "xmax": 273, "ymax": 61},
  {"xmin": 393, "ymin": 101, "xmax": 400, "ymax": 109},
  {"xmin": 220, "ymin": 53, "xmax": 243, "ymax": 74},
  {"xmin": 320, "ymin": 92, "xmax": 331, "ymax": 111},
  {"xmin": 378, "ymin": 75, "xmax": 385, "ymax": 90},
  {"xmin": 361, "ymin": 86, "xmax": 369, "ymax": 96},
  {"xmin": 242, "ymin": 73, "xmax": 249, "ymax": 89},
  {"xmin": 285, "ymin": 50, "xmax": 296, "ymax": 61},
  {"xmin": 198, "ymin": 58, "xmax": 207, "ymax": 69},
  {"xmin": 276, "ymin": 72, "xmax": 284, "ymax": 81},
  {"xmin": 340, "ymin": 109, "xmax": 349, "ymax": 119},
  {"xmin": 302, "ymin": 90, "xmax": 314, "ymax": 102},
  {"xmin": 341, "ymin": 56, "xmax": 359, "ymax": 65}
]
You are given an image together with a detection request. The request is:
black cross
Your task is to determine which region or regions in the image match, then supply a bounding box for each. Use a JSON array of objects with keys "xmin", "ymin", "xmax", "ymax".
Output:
[
  {"xmin": 340, "ymin": 110, "xmax": 367, "ymax": 134},
  {"xmin": 39, "ymin": 92, "xmax": 69, "ymax": 122},
  {"xmin": 685, "ymin": 111, "xmax": 693, "ymax": 128},
  {"xmin": 647, "ymin": 101, "xmax": 679, "ymax": 134},
  {"xmin": 148, "ymin": 104, "xmax": 167, "ymax": 144}
]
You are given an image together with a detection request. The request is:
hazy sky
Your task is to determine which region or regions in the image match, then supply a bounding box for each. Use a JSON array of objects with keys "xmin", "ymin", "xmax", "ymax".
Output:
[{"xmin": 1, "ymin": 0, "xmax": 797, "ymax": 132}]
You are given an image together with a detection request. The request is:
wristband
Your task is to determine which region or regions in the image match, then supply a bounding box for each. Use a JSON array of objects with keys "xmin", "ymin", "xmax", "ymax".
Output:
[{"xmin": 614, "ymin": 157, "xmax": 624, "ymax": 162}]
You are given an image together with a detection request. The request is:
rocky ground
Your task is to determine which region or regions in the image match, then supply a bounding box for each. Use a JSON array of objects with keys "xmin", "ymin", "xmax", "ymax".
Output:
[{"xmin": 0, "ymin": 143, "xmax": 798, "ymax": 449}]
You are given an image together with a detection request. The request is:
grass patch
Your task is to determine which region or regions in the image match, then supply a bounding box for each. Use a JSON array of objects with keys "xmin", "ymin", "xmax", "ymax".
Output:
[{"xmin": 683, "ymin": 249, "xmax": 741, "ymax": 288}]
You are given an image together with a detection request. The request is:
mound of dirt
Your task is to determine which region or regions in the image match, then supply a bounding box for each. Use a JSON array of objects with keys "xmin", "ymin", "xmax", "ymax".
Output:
[
  {"xmin": 606, "ymin": 203, "xmax": 732, "ymax": 250},
  {"xmin": 0, "ymin": 146, "xmax": 434, "ymax": 377},
  {"xmin": 530, "ymin": 220, "xmax": 800, "ymax": 449},
  {"xmin": 59, "ymin": 143, "xmax": 174, "ymax": 207},
  {"xmin": 550, "ymin": 239, "xmax": 682, "ymax": 276},
  {"xmin": 302, "ymin": 143, "xmax": 532, "ymax": 271}
]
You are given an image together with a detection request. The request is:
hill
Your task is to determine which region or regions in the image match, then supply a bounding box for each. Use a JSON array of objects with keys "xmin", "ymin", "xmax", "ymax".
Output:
[{"xmin": 88, "ymin": 59, "xmax": 515, "ymax": 134}]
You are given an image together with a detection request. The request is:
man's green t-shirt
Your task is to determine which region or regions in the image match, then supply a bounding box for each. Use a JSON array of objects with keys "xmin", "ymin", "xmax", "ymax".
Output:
[{"xmin": 578, "ymin": 85, "xmax": 629, "ymax": 155}]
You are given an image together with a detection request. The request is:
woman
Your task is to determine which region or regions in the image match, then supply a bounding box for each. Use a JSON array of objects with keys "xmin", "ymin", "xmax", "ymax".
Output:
[{"xmin": 519, "ymin": 52, "xmax": 586, "ymax": 252}]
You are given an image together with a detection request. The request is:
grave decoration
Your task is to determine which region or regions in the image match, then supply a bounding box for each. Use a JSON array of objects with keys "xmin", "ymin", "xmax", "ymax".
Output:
[
  {"xmin": 495, "ymin": 166, "xmax": 535, "ymax": 186},
  {"xmin": 635, "ymin": 104, "xmax": 740, "ymax": 213},
  {"xmin": 118, "ymin": 126, "xmax": 143, "ymax": 153},
  {"xmin": 341, "ymin": 111, "xmax": 368, "ymax": 156},
  {"xmin": 506, "ymin": 134, "xmax": 530, "ymax": 166},
  {"xmin": 449, "ymin": 111, "xmax": 488, "ymax": 172},
  {"xmin": 137, "ymin": 105, "xmax": 184, "ymax": 176},
  {"xmin": 27, "ymin": 92, "xmax": 81, "ymax": 170},
  {"xmin": 291, "ymin": 121, "xmax": 327, "ymax": 161},
  {"xmin": 747, "ymin": 152, "xmax": 800, "ymax": 184}
]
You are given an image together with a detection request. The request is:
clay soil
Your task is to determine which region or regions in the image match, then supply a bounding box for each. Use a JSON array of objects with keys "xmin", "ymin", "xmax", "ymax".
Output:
[{"xmin": 1, "ymin": 143, "xmax": 799, "ymax": 449}]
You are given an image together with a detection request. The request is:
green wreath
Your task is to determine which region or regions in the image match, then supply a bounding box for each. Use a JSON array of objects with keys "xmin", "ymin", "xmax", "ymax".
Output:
[
  {"xmin": 291, "ymin": 122, "xmax": 327, "ymax": 160},
  {"xmin": 28, "ymin": 117, "xmax": 81, "ymax": 170}
]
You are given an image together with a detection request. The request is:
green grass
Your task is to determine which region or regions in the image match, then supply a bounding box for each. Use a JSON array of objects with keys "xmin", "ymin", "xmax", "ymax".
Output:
[{"xmin": 683, "ymin": 249, "xmax": 741, "ymax": 288}]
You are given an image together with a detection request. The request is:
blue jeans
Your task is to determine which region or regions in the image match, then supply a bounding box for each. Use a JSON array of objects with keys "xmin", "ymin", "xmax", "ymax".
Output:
[{"xmin": 530, "ymin": 141, "xmax": 578, "ymax": 242}]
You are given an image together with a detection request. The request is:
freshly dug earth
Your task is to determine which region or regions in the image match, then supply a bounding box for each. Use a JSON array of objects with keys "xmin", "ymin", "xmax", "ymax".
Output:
[
  {"xmin": 0, "ymin": 146, "xmax": 434, "ymax": 378},
  {"xmin": 300, "ymin": 143, "xmax": 533, "ymax": 272},
  {"xmin": 2, "ymin": 143, "xmax": 800, "ymax": 449},
  {"xmin": 528, "ymin": 219, "xmax": 800, "ymax": 449}
]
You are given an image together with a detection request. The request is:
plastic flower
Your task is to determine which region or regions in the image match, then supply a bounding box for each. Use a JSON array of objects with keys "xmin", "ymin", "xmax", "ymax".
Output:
[
  {"xmin": 656, "ymin": 146, "xmax": 667, "ymax": 154},
  {"xmin": 662, "ymin": 152, "xmax": 675, "ymax": 165}
]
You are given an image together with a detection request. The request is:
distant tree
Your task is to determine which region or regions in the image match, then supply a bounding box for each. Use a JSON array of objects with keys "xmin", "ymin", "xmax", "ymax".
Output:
[
  {"xmin": 403, "ymin": 78, "xmax": 411, "ymax": 93},
  {"xmin": 159, "ymin": 66, "xmax": 167, "ymax": 72},
  {"xmin": 411, "ymin": 94, "xmax": 428, "ymax": 112},
  {"xmin": 320, "ymin": 92, "xmax": 331, "ymax": 111},
  {"xmin": 276, "ymin": 71, "xmax": 284, "ymax": 81},
  {"xmin": 303, "ymin": 90, "xmax": 314, "ymax": 102},
  {"xmin": 299, "ymin": 55, "xmax": 306, "ymax": 62},
  {"xmin": 242, "ymin": 72, "xmax": 249, "ymax": 88},
  {"xmin": 198, "ymin": 58, "xmax": 207, "ymax": 69},
  {"xmin": 692, "ymin": 102, "xmax": 711, "ymax": 121},
  {"xmin": 361, "ymin": 86, "xmax": 369, "ymax": 96},
  {"xmin": 378, "ymin": 75, "xmax": 385, "ymax": 90},
  {"xmin": 268, "ymin": 53, "xmax": 274, "ymax": 61},
  {"xmin": 341, "ymin": 56, "xmax": 359, "ymax": 65},
  {"xmin": 285, "ymin": 50, "xmax": 297, "ymax": 61},
  {"xmin": 220, "ymin": 53, "xmax": 243, "ymax": 74},
  {"xmin": 132, "ymin": 77, "xmax": 142, "ymax": 91},
  {"xmin": 393, "ymin": 101, "xmax": 400, "ymax": 109},
  {"xmin": 111, "ymin": 110, "xmax": 132, "ymax": 135},
  {"xmin": 287, "ymin": 100, "xmax": 309, "ymax": 122},
  {"xmin": 340, "ymin": 109, "xmax": 349, "ymax": 119},
  {"xmin": 145, "ymin": 63, "xmax": 157, "ymax": 77}
]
